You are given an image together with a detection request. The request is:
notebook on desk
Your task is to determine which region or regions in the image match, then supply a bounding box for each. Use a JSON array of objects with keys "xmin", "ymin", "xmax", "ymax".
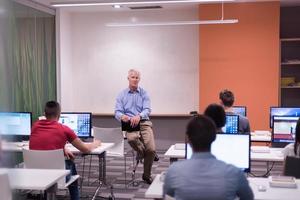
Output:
[{"xmin": 121, "ymin": 121, "xmax": 140, "ymax": 132}]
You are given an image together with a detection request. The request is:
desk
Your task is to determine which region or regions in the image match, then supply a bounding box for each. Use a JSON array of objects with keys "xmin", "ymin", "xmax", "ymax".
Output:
[
  {"xmin": 65, "ymin": 142, "xmax": 114, "ymax": 186},
  {"xmin": 145, "ymin": 174, "xmax": 300, "ymax": 200},
  {"xmin": 164, "ymin": 144, "xmax": 284, "ymax": 163},
  {"xmin": 2, "ymin": 142, "xmax": 114, "ymax": 197},
  {"xmin": 0, "ymin": 168, "xmax": 69, "ymax": 200}
]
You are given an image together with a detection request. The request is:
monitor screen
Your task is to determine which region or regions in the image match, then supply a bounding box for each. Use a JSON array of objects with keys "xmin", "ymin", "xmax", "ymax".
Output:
[
  {"xmin": 221, "ymin": 115, "xmax": 239, "ymax": 134},
  {"xmin": 272, "ymin": 116, "xmax": 298, "ymax": 144},
  {"xmin": 59, "ymin": 112, "xmax": 92, "ymax": 138},
  {"xmin": 232, "ymin": 106, "xmax": 247, "ymax": 117},
  {"xmin": 185, "ymin": 134, "xmax": 250, "ymax": 172},
  {"xmin": 0, "ymin": 112, "xmax": 32, "ymax": 136},
  {"xmin": 270, "ymin": 107, "xmax": 300, "ymax": 128}
]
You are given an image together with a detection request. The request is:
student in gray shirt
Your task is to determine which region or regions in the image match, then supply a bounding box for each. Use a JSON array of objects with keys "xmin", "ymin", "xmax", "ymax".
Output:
[
  {"xmin": 163, "ymin": 115, "xmax": 254, "ymax": 200},
  {"xmin": 219, "ymin": 89, "xmax": 251, "ymax": 133}
]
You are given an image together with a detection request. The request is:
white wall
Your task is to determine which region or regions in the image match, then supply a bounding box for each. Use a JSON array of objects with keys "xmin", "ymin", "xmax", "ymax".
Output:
[
  {"xmin": 57, "ymin": 10, "xmax": 75, "ymax": 109},
  {"xmin": 58, "ymin": 7, "xmax": 199, "ymax": 114}
]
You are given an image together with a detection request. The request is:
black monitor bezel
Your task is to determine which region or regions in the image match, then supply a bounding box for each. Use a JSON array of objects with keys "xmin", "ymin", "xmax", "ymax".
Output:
[
  {"xmin": 224, "ymin": 114, "xmax": 240, "ymax": 134},
  {"xmin": 59, "ymin": 112, "xmax": 92, "ymax": 138},
  {"xmin": 269, "ymin": 106, "xmax": 300, "ymax": 128},
  {"xmin": 271, "ymin": 115, "xmax": 298, "ymax": 147},
  {"xmin": 0, "ymin": 111, "xmax": 32, "ymax": 141},
  {"xmin": 232, "ymin": 106, "xmax": 247, "ymax": 117},
  {"xmin": 185, "ymin": 133, "xmax": 251, "ymax": 173}
]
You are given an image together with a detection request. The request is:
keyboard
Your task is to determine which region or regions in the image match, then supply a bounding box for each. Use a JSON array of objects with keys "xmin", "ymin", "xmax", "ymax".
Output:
[{"xmin": 251, "ymin": 146, "xmax": 270, "ymax": 153}]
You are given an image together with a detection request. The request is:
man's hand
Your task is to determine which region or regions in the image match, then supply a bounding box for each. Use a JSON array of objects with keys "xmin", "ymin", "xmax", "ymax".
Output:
[
  {"xmin": 130, "ymin": 115, "xmax": 141, "ymax": 127},
  {"xmin": 64, "ymin": 147, "xmax": 75, "ymax": 160},
  {"xmin": 121, "ymin": 115, "xmax": 130, "ymax": 122},
  {"xmin": 92, "ymin": 139, "xmax": 101, "ymax": 149}
]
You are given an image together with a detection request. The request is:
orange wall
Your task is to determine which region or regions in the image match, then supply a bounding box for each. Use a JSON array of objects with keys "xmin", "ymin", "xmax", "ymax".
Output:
[{"xmin": 199, "ymin": 2, "xmax": 280, "ymax": 130}]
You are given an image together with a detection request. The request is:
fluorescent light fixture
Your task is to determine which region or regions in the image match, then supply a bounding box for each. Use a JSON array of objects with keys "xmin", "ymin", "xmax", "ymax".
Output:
[
  {"xmin": 51, "ymin": 0, "xmax": 234, "ymax": 7},
  {"xmin": 106, "ymin": 19, "xmax": 238, "ymax": 27}
]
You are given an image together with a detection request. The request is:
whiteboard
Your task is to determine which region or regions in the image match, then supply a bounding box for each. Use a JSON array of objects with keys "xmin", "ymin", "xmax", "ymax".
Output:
[{"xmin": 58, "ymin": 8, "xmax": 199, "ymax": 114}]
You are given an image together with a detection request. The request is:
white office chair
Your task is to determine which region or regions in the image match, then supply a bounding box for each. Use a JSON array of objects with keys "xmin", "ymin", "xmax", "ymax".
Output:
[
  {"xmin": 22, "ymin": 149, "xmax": 79, "ymax": 189},
  {"xmin": 93, "ymin": 127, "xmax": 139, "ymax": 187},
  {"xmin": 93, "ymin": 127, "xmax": 124, "ymax": 157},
  {"xmin": 0, "ymin": 172, "xmax": 12, "ymax": 200}
]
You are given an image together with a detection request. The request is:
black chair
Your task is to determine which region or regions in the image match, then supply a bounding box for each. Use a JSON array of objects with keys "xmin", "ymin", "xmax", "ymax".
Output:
[{"xmin": 283, "ymin": 156, "xmax": 300, "ymax": 178}]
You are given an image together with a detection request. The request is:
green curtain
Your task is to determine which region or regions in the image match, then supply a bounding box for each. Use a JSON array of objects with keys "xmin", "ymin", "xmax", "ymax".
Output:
[{"xmin": 4, "ymin": 2, "xmax": 56, "ymax": 121}]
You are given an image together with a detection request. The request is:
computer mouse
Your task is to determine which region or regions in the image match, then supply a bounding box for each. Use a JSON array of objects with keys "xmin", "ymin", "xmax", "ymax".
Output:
[{"xmin": 258, "ymin": 185, "xmax": 267, "ymax": 192}]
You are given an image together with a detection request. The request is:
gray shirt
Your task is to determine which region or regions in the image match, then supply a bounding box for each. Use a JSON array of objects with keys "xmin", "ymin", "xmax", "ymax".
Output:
[
  {"xmin": 163, "ymin": 152, "xmax": 254, "ymax": 200},
  {"xmin": 227, "ymin": 111, "xmax": 250, "ymax": 133}
]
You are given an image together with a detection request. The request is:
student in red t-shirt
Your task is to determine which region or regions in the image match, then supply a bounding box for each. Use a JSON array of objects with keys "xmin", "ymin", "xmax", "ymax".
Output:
[{"xmin": 30, "ymin": 101, "xmax": 101, "ymax": 200}]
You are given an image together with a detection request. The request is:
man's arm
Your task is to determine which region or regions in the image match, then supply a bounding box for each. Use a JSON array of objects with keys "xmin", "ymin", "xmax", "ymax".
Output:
[
  {"xmin": 139, "ymin": 90, "xmax": 151, "ymax": 119},
  {"xmin": 163, "ymin": 168, "xmax": 175, "ymax": 198},
  {"xmin": 71, "ymin": 138, "xmax": 101, "ymax": 154},
  {"xmin": 115, "ymin": 92, "xmax": 126, "ymax": 122},
  {"xmin": 237, "ymin": 172, "xmax": 254, "ymax": 200}
]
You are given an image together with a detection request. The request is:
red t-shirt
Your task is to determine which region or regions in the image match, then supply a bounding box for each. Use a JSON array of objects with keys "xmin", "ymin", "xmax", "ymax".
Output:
[{"xmin": 29, "ymin": 119, "xmax": 78, "ymax": 150}]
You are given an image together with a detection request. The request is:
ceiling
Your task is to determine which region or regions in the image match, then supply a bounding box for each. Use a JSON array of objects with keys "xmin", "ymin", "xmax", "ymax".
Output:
[{"xmin": 32, "ymin": 0, "xmax": 300, "ymax": 11}]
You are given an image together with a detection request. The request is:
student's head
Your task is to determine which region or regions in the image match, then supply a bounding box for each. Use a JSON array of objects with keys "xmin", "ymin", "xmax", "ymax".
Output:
[
  {"xmin": 127, "ymin": 69, "xmax": 140, "ymax": 90},
  {"xmin": 219, "ymin": 89, "xmax": 235, "ymax": 107},
  {"xmin": 186, "ymin": 115, "xmax": 216, "ymax": 152},
  {"xmin": 294, "ymin": 118, "xmax": 300, "ymax": 154},
  {"xmin": 44, "ymin": 101, "xmax": 61, "ymax": 120},
  {"xmin": 204, "ymin": 103, "xmax": 226, "ymax": 129}
]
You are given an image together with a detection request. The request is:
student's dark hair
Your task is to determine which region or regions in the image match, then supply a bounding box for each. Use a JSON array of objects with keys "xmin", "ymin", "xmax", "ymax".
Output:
[
  {"xmin": 219, "ymin": 89, "xmax": 235, "ymax": 107},
  {"xmin": 44, "ymin": 101, "xmax": 61, "ymax": 119},
  {"xmin": 186, "ymin": 115, "xmax": 216, "ymax": 152},
  {"xmin": 204, "ymin": 104, "xmax": 226, "ymax": 129},
  {"xmin": 294, "ymin": 118, "xmax": 300, "ymax": 155}
]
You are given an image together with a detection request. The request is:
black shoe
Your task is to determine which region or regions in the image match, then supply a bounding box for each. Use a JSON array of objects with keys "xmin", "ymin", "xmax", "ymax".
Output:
[
  {"xmin": 142, "ymin": 175, "xmax": 153, "ymax": 184},
  {"xmin": 154, "ymin": 153, "xmax": 159, "ymax": 162}
]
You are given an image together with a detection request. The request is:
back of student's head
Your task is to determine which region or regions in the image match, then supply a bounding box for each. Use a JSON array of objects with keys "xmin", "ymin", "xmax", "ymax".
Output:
[
  {"xmin": 204, "ymin": 103, "xmax": 226, "ymax": 129},
  {"xmin": 186, "ymin": 115, "xmax": 216, "ymax": 152},
  {"xmin": 44, "ymin": 101, "xmax": 61, "ymax": 119},
  {"xmin": 219, "ymin": 89, "xmax": 235, "ymax": 107},
  {"xmin": 294, "ymin": 118, "xmax": 300, "ymax": 155}
]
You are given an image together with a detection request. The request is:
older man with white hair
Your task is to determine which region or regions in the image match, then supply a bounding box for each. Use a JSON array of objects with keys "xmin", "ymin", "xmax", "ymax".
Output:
[{"xmin": 115, "ymin": 69, "xmax": 158, "ymax": 184}]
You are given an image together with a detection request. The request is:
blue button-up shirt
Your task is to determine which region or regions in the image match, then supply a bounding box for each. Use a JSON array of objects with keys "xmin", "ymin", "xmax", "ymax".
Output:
[
  {"xmin": 115, "ymin": 87, "xmax": 151, "ymax": 121},
  {"xmin": 163, "ymin": 152, "xmax": 254, "ymax": 200}
]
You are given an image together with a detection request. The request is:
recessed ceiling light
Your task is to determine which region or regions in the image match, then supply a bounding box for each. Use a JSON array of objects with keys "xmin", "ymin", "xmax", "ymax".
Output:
[{"xmin": 112, "ymin": 4, "xmax": 122, "ymax": 9}]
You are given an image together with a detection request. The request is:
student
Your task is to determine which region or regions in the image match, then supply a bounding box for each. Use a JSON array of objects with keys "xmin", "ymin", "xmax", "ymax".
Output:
[
  {"xmin": 163, "ymin": 115, "xmax": 254, "ymax": 200},
  {"xmin": 219, "ymin": 89, "xmax": 251, "ymax": 133},
  {"xmin": 204, "ymin": 103, "xmax": 226, "ymax": 133},
  {"xmin": 30, "ymin": 101, "xmax": 101, "ymax": 200},
  {"xmin": 282, "ymin": 118, "xmax": 300, "ymax": 158}
]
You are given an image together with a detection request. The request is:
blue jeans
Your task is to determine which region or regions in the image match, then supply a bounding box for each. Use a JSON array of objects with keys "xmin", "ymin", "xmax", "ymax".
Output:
[{"xmin": 65, "ymin": 160, "xmax": 79, "ymax": 200}]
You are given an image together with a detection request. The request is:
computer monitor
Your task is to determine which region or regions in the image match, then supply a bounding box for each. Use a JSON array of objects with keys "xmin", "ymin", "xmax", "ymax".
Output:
[
  {"xmin": 270, "ymin": 107, "xmax": 300, "ymax": 128},
  {"xmin": 185, "ymin": 134, "xmax": 250, "ymax": 172},
  {"xmin": 221, "ymin": 115, "xmax": 239, "ymax": 134},
  {"xmin": 272, "ymin": 116, "xmax": 299, "ymax": 147},
  {"xmin": 0, "ymin": 112, "xmax": 32, "ymax": 139},
  {"xmin": 232, "ymin": 106, "xmax": 247, "ymax": 117},
  {"xmin": 59, "ymin": 112, "xmax": 92, "ymax": 138}
]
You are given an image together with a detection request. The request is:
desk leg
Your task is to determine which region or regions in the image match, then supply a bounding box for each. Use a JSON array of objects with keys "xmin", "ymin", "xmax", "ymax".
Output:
[
  {"xmin": 98, "ymin": 151, "xmax": 106, "ymax": 185},
  {"xmin": 45, "ymin": 183, "xmax": 58, "ymax": 200},
  {"xmin": 170, "ymin": 158, "xmax": 178, "ymax": 163}
]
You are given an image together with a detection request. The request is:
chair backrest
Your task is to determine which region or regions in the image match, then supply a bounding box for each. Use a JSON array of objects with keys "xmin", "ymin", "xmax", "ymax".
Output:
[
  {"xmin": 22, "ymin": 149, "xmax": 66, "ymax": 188},
  {"xmin": 283, "ymin": 156, "xmax": 300, "ymax": 178},
  {"xmin": 0, "ymin": 172, "xmax": 12, "ymax": 200},
  {"xmin": 23, "ymin": 148, "xmax": 65, "ymax": 169},
  {"xmin": 93, "ymin": 127, "xmax": 124, "ymax": 157}
]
